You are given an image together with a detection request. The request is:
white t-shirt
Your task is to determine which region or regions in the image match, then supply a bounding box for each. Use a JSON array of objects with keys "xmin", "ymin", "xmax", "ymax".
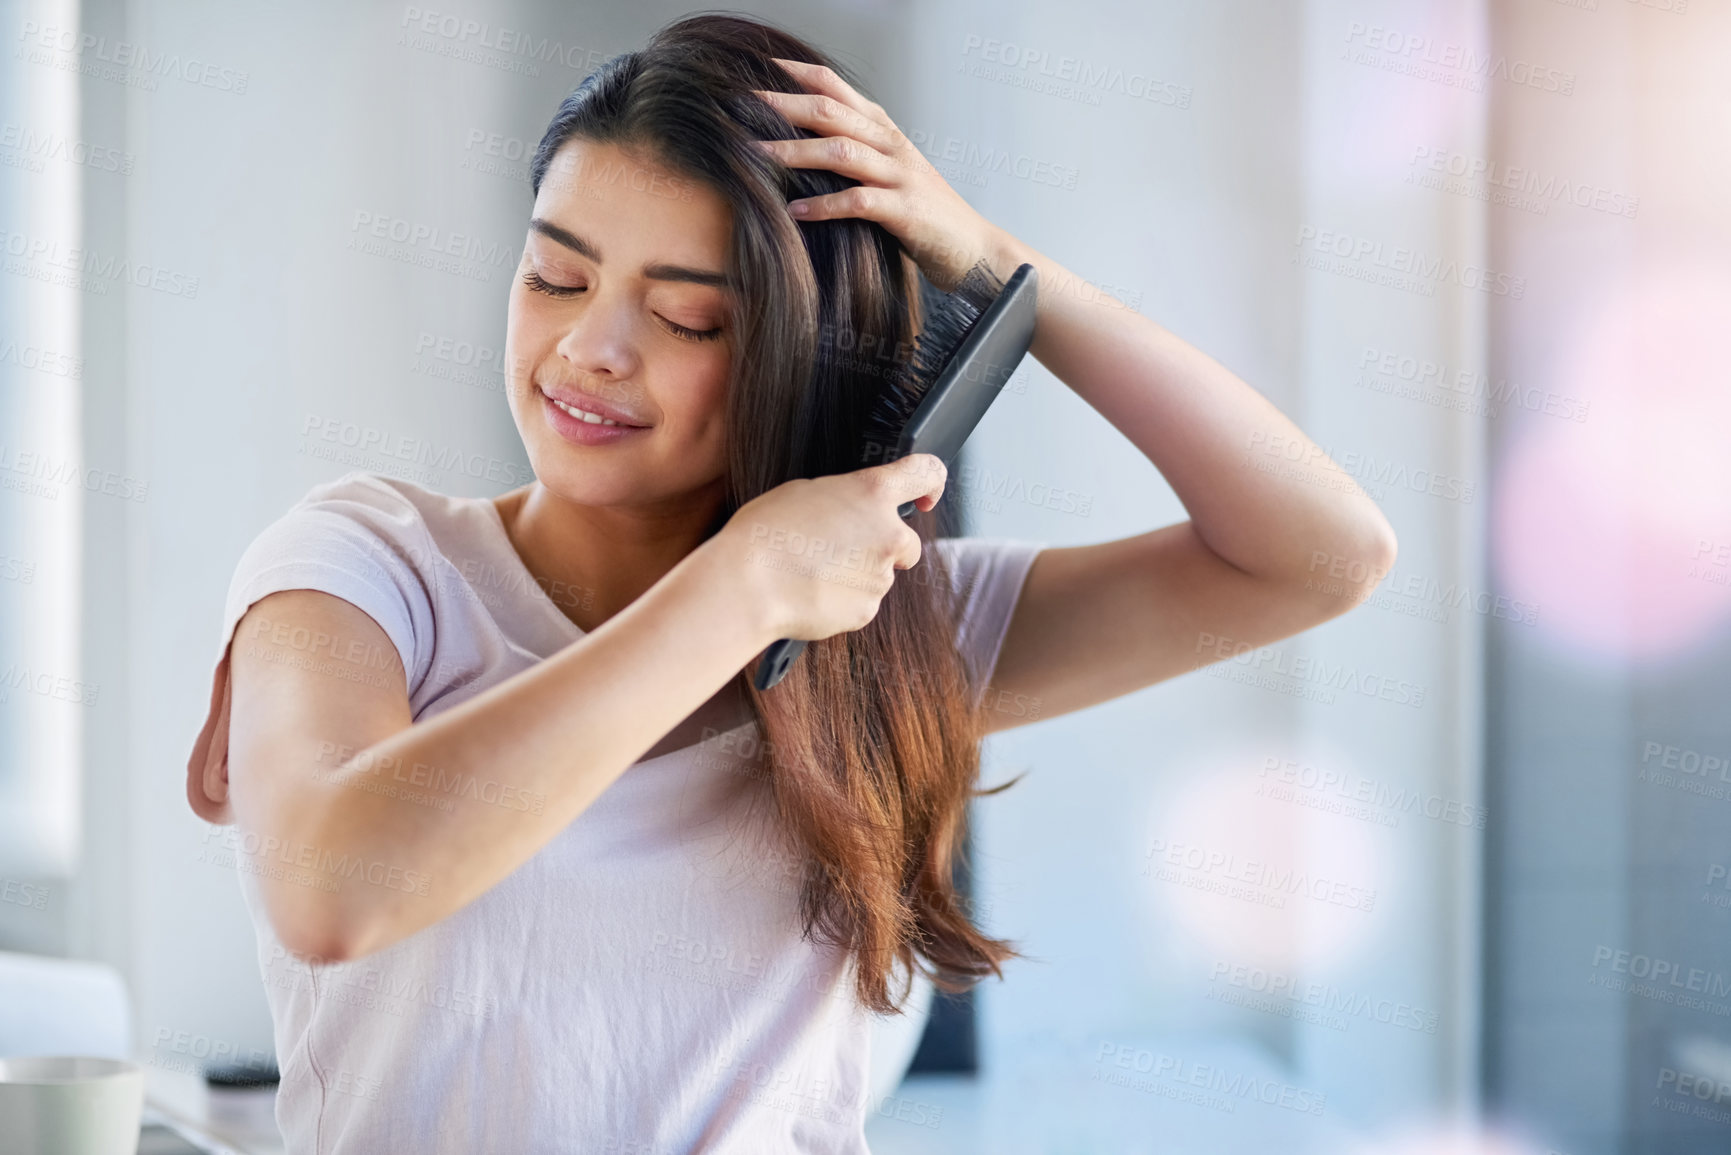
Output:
[{"xmin": 198, "ymin": 471, "xmax": 1042, "ymax": 1154}]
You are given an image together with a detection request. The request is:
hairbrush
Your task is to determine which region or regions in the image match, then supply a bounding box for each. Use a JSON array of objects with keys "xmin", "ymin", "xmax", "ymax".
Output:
[{"xmin": 753, "ymin": 259, "xmax": 1039, "ymax": 691}]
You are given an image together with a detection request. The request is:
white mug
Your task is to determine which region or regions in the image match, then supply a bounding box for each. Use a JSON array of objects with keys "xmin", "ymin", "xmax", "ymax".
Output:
[{"xmin": 0, "ymin": 1056, "xmax": 144, "ymax": 1155}]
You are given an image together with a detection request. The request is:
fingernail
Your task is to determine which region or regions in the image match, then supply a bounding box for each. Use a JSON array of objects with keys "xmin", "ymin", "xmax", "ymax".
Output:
[{"xmin": 789, "ymin": 202, "xmax": 810, "ymax": 217}]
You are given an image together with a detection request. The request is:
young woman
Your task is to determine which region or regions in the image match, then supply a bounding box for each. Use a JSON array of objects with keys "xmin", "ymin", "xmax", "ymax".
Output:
[{"xmin": 184, "ymin": 14, "xmax": 1394, "ymax": 1153}]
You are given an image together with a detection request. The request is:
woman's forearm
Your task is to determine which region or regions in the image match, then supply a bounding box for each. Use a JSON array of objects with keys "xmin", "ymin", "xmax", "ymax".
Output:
[
  {"xmin": 983, "ymin": 227, "xmax": 1397, "ymax": 584},
  {"xmin": 264, "ymin": 540, "xmax": 773, "ymax": 962}
]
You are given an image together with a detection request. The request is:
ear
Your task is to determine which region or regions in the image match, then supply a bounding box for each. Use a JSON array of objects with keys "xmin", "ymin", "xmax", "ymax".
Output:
[{"xmin": 185, "ymin": 651, "xmax": 235, "ymax": 825}]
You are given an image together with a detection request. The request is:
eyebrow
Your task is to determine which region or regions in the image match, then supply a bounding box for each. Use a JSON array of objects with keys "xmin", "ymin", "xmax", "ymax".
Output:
[{"xmin": 528, "ymin": 218, "xmax": 732, "ymax": 289}]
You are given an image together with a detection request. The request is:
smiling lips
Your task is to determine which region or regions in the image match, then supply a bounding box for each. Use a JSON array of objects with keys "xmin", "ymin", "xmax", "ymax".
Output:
[
  {"xmin": 552, "ymin": 395, "xmax": 623, "ymax": 426},
  {"xmin": 537, "ymin": 384, "xmax": 649, "ymax": 428}
]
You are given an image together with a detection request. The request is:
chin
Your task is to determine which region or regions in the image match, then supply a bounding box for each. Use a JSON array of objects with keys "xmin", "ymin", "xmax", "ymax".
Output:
[
  {"xmin": 525, "ymin": 458, "xmax": 647, "ymax": 506},
  {"xmin": 523, "ymin": 450, "xmax": 719, "ymax": 512}
]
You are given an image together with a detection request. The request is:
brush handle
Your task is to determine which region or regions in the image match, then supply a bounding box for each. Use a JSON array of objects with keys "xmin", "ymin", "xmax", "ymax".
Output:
[
  {"xmin": 753, "ymin": 637, "xmax": 806, "ymax": 691},
  {"xmin": 754, "ymin": 265, "xmax": 1037, "ymax": 693},
  {"xmin": 753, "ymin": 500, "xmax": 914, "ymax": 691}
]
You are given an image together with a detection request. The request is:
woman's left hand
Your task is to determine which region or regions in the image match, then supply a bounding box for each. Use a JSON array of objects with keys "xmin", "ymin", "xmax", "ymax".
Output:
[{"xmin": 755, "ymin": 58, "xmax": 1006, "ymax": 291}]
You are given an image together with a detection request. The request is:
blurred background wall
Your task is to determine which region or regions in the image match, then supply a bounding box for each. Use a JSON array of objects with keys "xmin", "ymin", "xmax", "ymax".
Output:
[{"xmin": 1, "ymin": 0, "xmax": 1726, "ymax": 1152}]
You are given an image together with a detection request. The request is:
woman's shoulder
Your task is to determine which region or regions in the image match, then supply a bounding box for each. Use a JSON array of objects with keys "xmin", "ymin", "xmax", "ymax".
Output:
[
  {"xmin": 287, "ymin": 469, "xmax": 445, "ymax": 531},
  {"xmin": 928, "ymin": 535, "xmax": 1046, "ymax": 601},
  {"xmin": 222, "ymin": 473, "xmax": 468, "ymax": 698},
  {"xmin": 228, "ymin": 471, "xmax": 471, "ymax": 605},
  {"xmin": 888, "ymin": 536, "xmax": 1043, "ymax": 706},
  {"xmin": 262, "ymin": 470, "xmax": 495, "ymax": 569},
  {"xmin": 926, "ymin": 536, "xmax": 1045, "ymax": 686}
]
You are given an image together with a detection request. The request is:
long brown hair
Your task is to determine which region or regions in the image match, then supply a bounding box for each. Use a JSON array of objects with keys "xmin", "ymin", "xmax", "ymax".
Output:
[{"xmin": 530, "ymin": 12, "xmax": 1016, "ymax": 1014}]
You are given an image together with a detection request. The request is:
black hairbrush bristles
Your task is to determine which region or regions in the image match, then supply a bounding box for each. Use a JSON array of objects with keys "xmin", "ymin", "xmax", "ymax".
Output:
[
  {"xmin": 860, "ymin": 259, "xmax": 1007, "ymax": 468},
  {"xmin": 754, "ymin": 258, "xmax": 1038, "ymax": 691}
]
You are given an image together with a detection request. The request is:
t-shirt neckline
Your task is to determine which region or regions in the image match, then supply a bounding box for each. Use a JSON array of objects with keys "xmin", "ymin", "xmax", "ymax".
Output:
[
  {"xmin": 477, "ymin": 493, "xmax": 588, "ymax": 643},
  {"xmin": 474, "ymin": 490, "xmax": 758, "ymax": 754}
]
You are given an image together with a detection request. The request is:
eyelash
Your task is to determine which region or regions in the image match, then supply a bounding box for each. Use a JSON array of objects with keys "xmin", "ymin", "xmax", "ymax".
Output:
[
  {"xmin": 521, "ymin": 270, "xmax": 724, "ymax": 343},
  {"xmin": 522, "ymin": 269, "xmax": 582, "ymax": 298}
]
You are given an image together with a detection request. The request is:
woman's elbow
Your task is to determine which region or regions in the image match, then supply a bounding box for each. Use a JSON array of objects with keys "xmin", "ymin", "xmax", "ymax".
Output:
[
  {"xmin": 1360, "ymin": 508, "xmax": 1398, "ymax": 586},
  {"xmin": 264, "ymin": 887, "xmax": 373, "ymax": 966},
  {"xmin": 1289, "ymin": 509, "xmax": 1398, "ymax": 620}
]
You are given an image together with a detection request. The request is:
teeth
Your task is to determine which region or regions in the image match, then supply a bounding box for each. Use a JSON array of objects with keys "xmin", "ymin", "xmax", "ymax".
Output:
[{"xmin": 550, "ymin": 396, "xmax": 620, "ymax": 426}]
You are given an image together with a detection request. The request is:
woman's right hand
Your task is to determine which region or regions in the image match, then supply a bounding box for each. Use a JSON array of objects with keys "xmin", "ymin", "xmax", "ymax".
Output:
[{"xmin": 710, "ymin": 454, "xmax": 949, "ymax": 643}]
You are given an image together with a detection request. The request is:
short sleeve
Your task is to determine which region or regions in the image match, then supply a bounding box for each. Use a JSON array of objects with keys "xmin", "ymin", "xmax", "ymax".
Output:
[
  {"xmin": 929, "ymin": 536, "xmax": 1044, "ymax": 706},
  {"xmin": 185, "ymin": 472, "xmax": 437, "ymax": 824},
  {"xmin": 219, "ymin": 474, "xmax": 435, "ymax": 692}
]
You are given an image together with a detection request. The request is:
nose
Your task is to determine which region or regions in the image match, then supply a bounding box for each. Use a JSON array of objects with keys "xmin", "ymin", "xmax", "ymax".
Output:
[{"xmin": 553, "ymin": 288, "xmax": 643, "ymax": 400}]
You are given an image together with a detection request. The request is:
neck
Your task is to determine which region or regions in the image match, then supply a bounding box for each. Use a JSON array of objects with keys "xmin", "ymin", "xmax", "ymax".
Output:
[{"xmin": 493, "ymin": 479, "xmax": 726, "ymax": 631}]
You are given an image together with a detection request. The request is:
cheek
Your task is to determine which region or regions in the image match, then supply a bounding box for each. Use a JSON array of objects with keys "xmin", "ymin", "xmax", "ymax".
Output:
[
  {"xmin": 646, "ymin": 347, "xmax": 732, "ymax": 476},
  {"xmin": 503, "ymin": 294, "xmax": 554, "ymax": 398},
  {"xmin": 684, "ymin": 352, "xmax": 733, "ymax": 444}
]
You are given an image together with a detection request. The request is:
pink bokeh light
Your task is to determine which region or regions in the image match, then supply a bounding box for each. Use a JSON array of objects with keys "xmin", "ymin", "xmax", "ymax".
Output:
[
  {"xmin": 1143, "ymin": 743, "xmax": 1390, "ymax": 974},
  {"xmin": 1314, "ymin": 13, "xmax": 1485, "ymax": 202},
  {"xmin": 1492, "ymin": 263, "xmax": 1731, "ymax": 664}
]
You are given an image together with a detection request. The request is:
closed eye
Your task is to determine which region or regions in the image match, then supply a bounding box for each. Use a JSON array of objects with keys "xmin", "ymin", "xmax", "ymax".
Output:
[
  {"xmin": 523, "ymin": 269, "xmax": 583, "ymax": 298},
  {"xmin": 661, "ymin": 317, "xmax": 724, "ymax": 342},
  {"xmin": 524, "ymin": 269, "xmax": 722, "ymax": 341}
]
